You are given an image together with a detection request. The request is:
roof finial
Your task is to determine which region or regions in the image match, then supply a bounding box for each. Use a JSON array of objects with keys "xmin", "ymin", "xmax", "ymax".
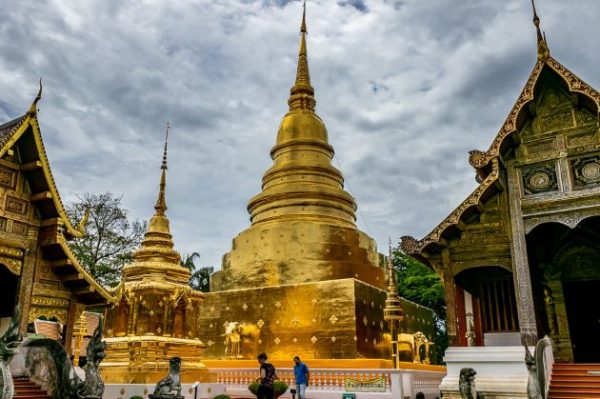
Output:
[
  {"xmin": 288, "ymin": 0, "xmax": 316, "ymax": 112},
  {"xmin": 154, "ymin": 123, "xmax": 169, "ymax": 216},
  {"xmin": 27, "ymin": 78, "xmax": 43, "ymax": 116},
  {"xmin": 531, "ymin": 0, "xmax": 550, "ymax": 61}
]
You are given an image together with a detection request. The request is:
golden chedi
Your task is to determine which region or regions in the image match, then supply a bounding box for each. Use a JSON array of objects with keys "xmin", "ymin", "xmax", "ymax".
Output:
[
  {"xmin": 101, "ymin": 128, "xmax": 209, "ymax": 383},
  {"xmin": 201, "ymin": 5, "xmax": 434, "ymax": 363}
]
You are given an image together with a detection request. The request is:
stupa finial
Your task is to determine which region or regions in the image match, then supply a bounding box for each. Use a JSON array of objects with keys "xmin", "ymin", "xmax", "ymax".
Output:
[
  {"xmin": 531, "ymin": 0, "xmax": 550, "ymax": 61},
  {"xmin": 154, "ymin": 123, "xmax": 169, "ymax": 216},
  {"xmin": 288, "ymin": 0, "xmax": 316, "ymax": 112}
]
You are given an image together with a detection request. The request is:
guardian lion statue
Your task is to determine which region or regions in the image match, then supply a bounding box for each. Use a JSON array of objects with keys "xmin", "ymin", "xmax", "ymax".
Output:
[
  {"xmin": 149, "ymin": 357, "xmax": 183, "ymax": 399},
  {"xmin": 459, "ymin": 368, "xmax": 484, "ymax": 399}
]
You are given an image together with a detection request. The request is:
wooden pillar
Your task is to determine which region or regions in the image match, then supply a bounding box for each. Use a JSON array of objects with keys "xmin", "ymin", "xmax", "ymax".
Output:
[
  {"xmin": 507, "ymin": 164, "xmax": 538, "ymax": 345},
  {"xmin": 63, "ymin": 301, "xmax": 83, "ymax": 354},
  {"xmin": 440, "ymin": 251, "xmax": 459, "ymax": 346}
]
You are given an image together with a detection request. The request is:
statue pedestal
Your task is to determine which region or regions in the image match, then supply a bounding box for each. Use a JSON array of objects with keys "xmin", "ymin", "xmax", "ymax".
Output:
[{"xmin": 440, "ymin": 346, "xmax": 530, "ymax": 398}]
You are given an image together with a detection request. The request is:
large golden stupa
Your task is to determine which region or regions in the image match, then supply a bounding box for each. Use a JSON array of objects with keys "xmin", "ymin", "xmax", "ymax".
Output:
[
  {"xmin": 100, "ymin": 129, "xmax": 210, "ymax": 383},
  {"xmin": 200, "ymin": 5, "xmax": 434, "ymax": 363}
]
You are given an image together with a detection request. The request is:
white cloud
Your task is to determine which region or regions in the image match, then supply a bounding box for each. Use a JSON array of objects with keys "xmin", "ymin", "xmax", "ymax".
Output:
[{"xmin": 0, "ymin": 0, "xmax": 599, "ymax": 268}]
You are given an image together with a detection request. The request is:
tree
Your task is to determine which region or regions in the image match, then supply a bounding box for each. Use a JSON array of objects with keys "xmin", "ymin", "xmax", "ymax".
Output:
[
  {"xmin": 392, "ymin": 247, "xmax": 448, "ymax": 363},
  {"xmin": 181, "ymin": 252, "xmax": 212, "ymax": 292},
  {"xmin": 67, "ymin": 192, "xmax": 146, "ymax": 288}
]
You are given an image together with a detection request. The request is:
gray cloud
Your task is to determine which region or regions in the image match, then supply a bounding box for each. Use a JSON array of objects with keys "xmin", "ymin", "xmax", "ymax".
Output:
[{"xmin": 0, "ymin": 0, "xmax": 599, "ymax": 268}]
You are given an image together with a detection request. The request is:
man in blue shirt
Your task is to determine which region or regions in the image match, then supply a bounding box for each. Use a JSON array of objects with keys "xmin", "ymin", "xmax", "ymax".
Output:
[{"xmin": 293, "ymin": 356, "xmax": 309, "ymax": 399}]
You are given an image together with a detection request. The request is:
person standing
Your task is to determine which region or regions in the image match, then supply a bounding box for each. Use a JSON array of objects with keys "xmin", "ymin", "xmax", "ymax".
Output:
[
  {"xmin": 293, "ymin": 356, "xmax": 309, "ymax": 399},
  {"xmin": 257, "ymin": 352, "xmax": 276, "ymax": 399}
]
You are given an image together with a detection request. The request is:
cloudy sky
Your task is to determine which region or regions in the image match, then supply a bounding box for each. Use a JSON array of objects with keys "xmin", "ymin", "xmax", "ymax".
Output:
[{"xmin": 1, "ymin": 0, "xmax": 599, "ymax": 268}]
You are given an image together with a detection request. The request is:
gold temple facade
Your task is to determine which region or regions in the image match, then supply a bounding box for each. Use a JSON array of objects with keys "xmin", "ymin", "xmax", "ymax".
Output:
[
  {"xmin": 0, "ymin": 86, "xmax": 113, "ymax": 352},
  {"xmin": 401, "ymin": 3, "xmax": 600, "ymax": 363},
  {"xmin": 101, "ymin": 131, "xmax": 209, "ymax": 383},
  {"xmin": 201, "ymin": 6, "xmax": 434, "ymax": 361}
]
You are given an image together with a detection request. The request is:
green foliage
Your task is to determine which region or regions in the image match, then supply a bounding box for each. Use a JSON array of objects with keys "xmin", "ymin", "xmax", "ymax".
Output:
[
  {"xmin": 212, "ymin": 395, "xmax": 231, "ymax": 399},
  {"xmin": 67, "ymin": 192, "xmax": 146, "ymax": 288},
  {"xmin": 129, "ymin": 396, "xmax": 144, "ymax": 399},
  {"xmin": 392, "ymin": 248, "xmax": 448, "ymax": 363},
  {"xmin": 181, "ymin": 252, "xmax": 213, "ymax": 292},
  {"xmin": 248, "ymin": 381, "xmax": 259, "ymax": 396},
  {"xmin": 273, "ymin": 380, "xmax": 288, "ymax": 397},
  {"xmin": 247, "ymin": 380, "xmax": 288, "ymax": 398}
]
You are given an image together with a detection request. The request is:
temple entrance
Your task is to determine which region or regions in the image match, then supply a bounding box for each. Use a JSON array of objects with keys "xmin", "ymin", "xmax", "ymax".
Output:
[
  {"xmin": 0, "ymin": 264, "xmax": 19, "ymax": 334},
  {"xmin": 563, "ymin": 280, "xmax": 600, "ymax": 362},
  {"xmin": 527, "ymin": 217, "xmax": 600, "ymax": 362}
]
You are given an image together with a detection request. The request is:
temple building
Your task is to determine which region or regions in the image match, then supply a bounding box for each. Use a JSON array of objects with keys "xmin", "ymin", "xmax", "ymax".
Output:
[
  {"xmin": 101, "ymin": 128, "xmax": 208, "ymax": 383},
  {"xmin": 0, "ymin": 85, "xmax": 114, "ymax": 352},
  {"xmin": 401, "ymin": 1, "xmax": 600, "ymax": 396},
  {"xmin": 199, "ymin": 5, "xmax": 435, "ymax": 364}
]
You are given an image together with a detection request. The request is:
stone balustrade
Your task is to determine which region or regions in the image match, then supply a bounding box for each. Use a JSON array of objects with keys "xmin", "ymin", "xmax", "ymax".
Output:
[{"xmin": 211, "ymin": 367, "xmax": 445, "ymax": 399}]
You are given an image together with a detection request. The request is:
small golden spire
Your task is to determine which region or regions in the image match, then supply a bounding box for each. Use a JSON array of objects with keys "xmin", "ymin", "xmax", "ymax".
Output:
[
  {"xmin": 27, "ymin": 78, "xmax": 43, "ymax": 115},
  {"xmin": 387, "ymin": 237, "xmax": 395, "ymax": 293},
  {"xmin": 154, "ymin": 123, "xmax": 169, "ymax": 216},
  {"xmin": 531, "ymin": 0, "xmax": 549, "ymax": 61},
  {"xmin": 288, "ymin": 0, "xmax": 316, "ymax": 112}
]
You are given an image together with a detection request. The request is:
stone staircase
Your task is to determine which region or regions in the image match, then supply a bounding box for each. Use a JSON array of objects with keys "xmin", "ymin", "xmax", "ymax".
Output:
[
  {"xmin": 549, "ymin": 363, "xmax": 600, "ymax": 398},
  {"xmin": 12, "ymin": 377, "xmax": 51, "ymax": 399}
]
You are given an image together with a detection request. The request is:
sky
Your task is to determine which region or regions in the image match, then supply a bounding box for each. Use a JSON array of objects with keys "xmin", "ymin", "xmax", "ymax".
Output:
[{"xmin": 1, "ymin": 0, "xmax": 599, "ymax": 269}]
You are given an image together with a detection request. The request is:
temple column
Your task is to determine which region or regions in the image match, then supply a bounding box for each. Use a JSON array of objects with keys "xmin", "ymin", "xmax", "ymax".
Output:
[
  {"xmin": 507, "ymin": 164, "xmax": 538, "ymax": 345},
  {"xmin": 440, "ymin": 251, "xmax": 458, "ymax": 346}
]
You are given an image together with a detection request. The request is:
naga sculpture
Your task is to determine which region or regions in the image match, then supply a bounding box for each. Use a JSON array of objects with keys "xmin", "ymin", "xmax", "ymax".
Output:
[
  {"xmin": 24, "ymin": 315, "xmax": 107, "ymax": 399},
  {"xmin": 0, "ymin": 307, "xmax": 22, "ymax": 399},
  {"xmin": 458, "ymin": 368, "xmax": 484, "ymax": 399},
  {"xmin": 149, "ymin": 357, "xmax": 183, "ymax": 399},
  {"xmin": 524, "ymin": 336, "xmax": 553, "ymax": 399}
]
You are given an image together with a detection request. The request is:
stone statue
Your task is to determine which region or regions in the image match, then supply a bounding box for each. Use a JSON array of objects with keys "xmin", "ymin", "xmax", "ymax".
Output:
[
  {"xmin": 149, "ymin": 357, "xmax": 183, "ymax": 399},
  {"xmin": 458, "ymin": 368, "xmax": 484, "ymax": 399},
  {"xmin": 24, "ymin": 314, "xmax": 106, "ymax": 399},
  {"xmin": 466, "ymin": 321, "xmax": 476, "ymax": 347},
  {"xmin": 524, "ymin": 345, "xmax": 543, "ymax": 399},
  {"xmin": 0, "ymin": 307, "xmax": 22, "ymax": 399},
  {"xmin": 74, "ymin": 318, "xmax": 106, "ymax": 399},
  {"xmin": 223, "ymin": 322, "xmax": 243, "ymax": 358}
]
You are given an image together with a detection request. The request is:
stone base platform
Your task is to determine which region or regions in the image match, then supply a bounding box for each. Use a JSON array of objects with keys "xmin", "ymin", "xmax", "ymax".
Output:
[{"xmin": 198, "ymin": 278, "xmax": 435, "ymax": 361}]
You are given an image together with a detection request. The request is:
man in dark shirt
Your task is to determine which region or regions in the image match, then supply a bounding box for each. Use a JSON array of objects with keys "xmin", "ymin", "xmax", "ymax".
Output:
[
  {"xmin": 293, "ymin": 356, "xmax": 309, "ymax": 399},
  {"xmin": 257, "ymin": 352, "xmax": 276, "ymax": 399}
]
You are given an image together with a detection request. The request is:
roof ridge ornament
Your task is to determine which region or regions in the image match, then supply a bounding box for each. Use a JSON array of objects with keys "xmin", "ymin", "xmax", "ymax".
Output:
[
  {"xmin": 531, "ymin": 0, "xmax": 550, "ymax": 61},
  {"xmin": 288, "ymin": 0, "xmax": 316, "ymax": 113},
  {"xmin": 154, "ymin": 122, "xmax": 169, "ymax": 216},
  {"xmin": 27, "ymin": 78, "xmax": 43, "ymax": 116}
]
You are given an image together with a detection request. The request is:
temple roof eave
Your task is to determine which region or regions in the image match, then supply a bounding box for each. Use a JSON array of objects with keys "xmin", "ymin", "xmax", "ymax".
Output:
[
  {"xmin": 403, "ymin": 56, "xmax": 600, "ymax": 262},
  {"xmin": 400, "ymin": 158, "xmax": 502, "ymax": 261},
  {"xmin": 0, "ymin": 112, "xmax": 85, "ymax": 239},
  {"xmin": 469, "ymin": 57, "xmax": 600, "ymax": 175}
]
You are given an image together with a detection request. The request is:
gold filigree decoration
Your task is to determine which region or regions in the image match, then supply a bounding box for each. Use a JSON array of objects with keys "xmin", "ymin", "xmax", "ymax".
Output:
[
  {"xmin": 310, "ymin": 336, "xmax": 317, "ymax": 344},
  {"xmin": 329, "ymin": 315, "xmax": 338, "ymax": 324}
]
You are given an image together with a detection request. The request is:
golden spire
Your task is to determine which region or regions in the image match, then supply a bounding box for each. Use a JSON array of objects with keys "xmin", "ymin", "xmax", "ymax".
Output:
[
  {"xmin": 288, "ymin": 0, "xmax": 316, "ymax": 112},
  {"xmin": 531, "ymin": 0, "xmax": 550, "ymax": 61},
  {"xmin": 386, "ymin": 238, "xmax": 396, "ymax": 294},
  {"xmin": 154, "ymin": 122, "xmax": 169, "ymax": 216},
  {"xmin": 27, "ymin": 78, "xmax": 43, "ymax": 116},
  {"xmin": 122, "ymin": 122, "xmax": 187, "ymax": 283}
]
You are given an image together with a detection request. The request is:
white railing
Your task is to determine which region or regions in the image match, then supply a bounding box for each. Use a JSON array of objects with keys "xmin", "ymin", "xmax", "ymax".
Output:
[{"xmin": 211, "ymin": 367, "xmax": 445, "ymax": 399}]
